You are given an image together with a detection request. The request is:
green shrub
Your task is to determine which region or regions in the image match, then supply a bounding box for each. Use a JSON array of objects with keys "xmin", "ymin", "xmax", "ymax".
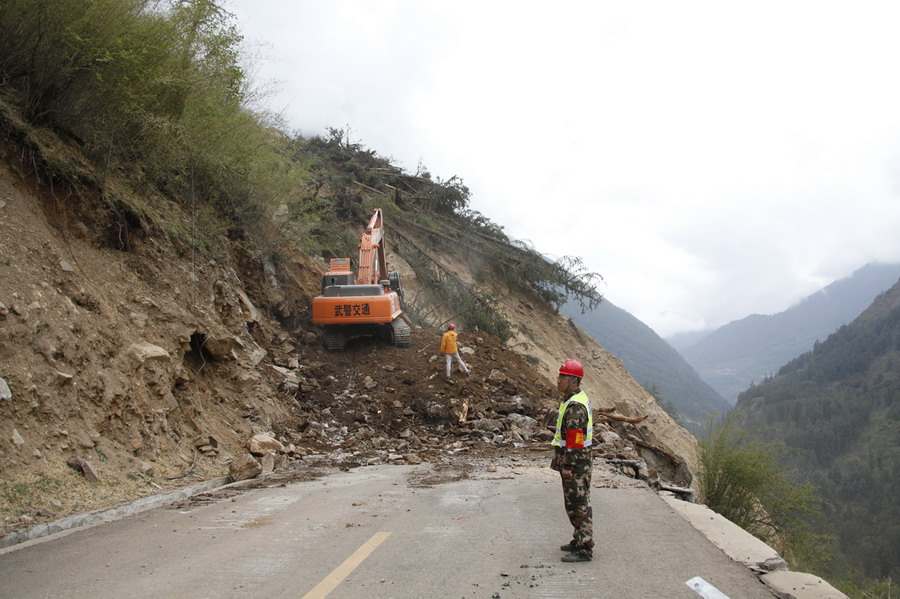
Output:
[
  {"xmin": 0, "ymin": 0, "xmax": 297, "ymax": 257},
  {"xmin": 698, "ymin": 413, "xmax": 831, "ymax": 571}
]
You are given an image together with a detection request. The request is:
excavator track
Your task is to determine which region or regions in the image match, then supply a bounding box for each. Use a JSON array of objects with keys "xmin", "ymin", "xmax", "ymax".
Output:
[
  {"xmin": 324, "ymin": 327, "xmax": 347, "ymax": 352},
  {"xmin": 390, "ymin": 318, "xmax": 411, "ymax": 347}
]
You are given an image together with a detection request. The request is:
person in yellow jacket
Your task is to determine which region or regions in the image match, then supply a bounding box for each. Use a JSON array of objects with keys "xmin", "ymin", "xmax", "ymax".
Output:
[{"xmin": 440, "ymin": 324, "xmax": 470, "ymax": 379}]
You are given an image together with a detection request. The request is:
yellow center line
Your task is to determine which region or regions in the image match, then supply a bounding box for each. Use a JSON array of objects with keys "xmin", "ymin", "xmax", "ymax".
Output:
[{"xmin": 301, "ymin": 531, "xmax": 392, "ymax": 599}]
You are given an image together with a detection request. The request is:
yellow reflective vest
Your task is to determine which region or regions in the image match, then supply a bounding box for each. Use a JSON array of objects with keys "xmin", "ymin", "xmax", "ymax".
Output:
[{"xmin": 551, "ymin": 390, "xmax": 593, "ymax": 448}]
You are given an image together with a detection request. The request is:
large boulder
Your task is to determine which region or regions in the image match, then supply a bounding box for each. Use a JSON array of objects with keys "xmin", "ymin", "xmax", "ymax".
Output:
[
  {"xmin": 469, "ymin": 419, "xmax": 504, "ymax": 432},
  {"xmin": 248, "ymin": 433, "xmax": 284, "ymax": 455},
  {"xmin": 204, "ymin": 335, "xmax": 244, "ymax": 360},
  {"xmin": 126, "ymin": 342, "xmax": 170, "ymax": 370},
  {"xmin": 66, "ymin": 455, "xmax": 100, "ymax": 482},
  {"xmin": 228, "ymin": 454, "xmax": 262, "ymax": 482}
]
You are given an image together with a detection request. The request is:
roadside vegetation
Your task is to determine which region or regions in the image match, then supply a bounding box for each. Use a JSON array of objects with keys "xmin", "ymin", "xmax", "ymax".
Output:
[
  {"xmin": 698, "ymin": 414, "xmax": 827, "ymax": 568},
  {"xmin": 698, "ymin": 414, "xmax": 896, "ymax": 598},
  {"xmin": 732, "ymin": 293, "xmax": 900, "ymax": 598}
]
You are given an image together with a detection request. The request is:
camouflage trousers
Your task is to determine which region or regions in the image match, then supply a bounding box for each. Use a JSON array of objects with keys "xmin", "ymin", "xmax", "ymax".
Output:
[{"xmin": 561, "ymin": 467, "xmax": 594, "ymax": 555}]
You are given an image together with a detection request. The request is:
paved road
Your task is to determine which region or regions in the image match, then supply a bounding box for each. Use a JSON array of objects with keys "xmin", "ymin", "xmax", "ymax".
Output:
[{"xmin": 0, "ymin": 457, "xmax": 776, "ymax": 599}]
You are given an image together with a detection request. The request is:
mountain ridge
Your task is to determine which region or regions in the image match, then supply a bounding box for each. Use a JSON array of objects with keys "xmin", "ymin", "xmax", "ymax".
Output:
[
  {"xmin": 678, "ymin": 262, "xmax": 900, "ymax": 403},
  {"xmin": 561, "ymin": 297, "xmax": 730, "ymax": 433}
]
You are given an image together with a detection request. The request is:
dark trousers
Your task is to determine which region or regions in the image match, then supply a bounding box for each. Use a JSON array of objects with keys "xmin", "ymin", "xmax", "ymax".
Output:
[{"xmin": 561, "ymin": 467, "xmax": 594, "ymax": 554}]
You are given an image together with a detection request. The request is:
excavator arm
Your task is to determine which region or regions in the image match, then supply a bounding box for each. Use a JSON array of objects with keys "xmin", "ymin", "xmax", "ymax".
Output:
[{"xmin": 355, "ymin": 209, "xmax": 389, "ymax": 285}]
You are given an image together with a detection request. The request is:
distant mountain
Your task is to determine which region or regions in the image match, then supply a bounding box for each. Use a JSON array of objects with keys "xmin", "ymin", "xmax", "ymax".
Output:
[
  {"xmin": 677, "ymin": 262, "xmax": 900, "ymax": 404},
  {"xmin": 561, "ymin": 298, "xmax": 731, "ymax": 434},
  {"xmin": 733, "ymin": 279, "xmax": 900, "ymax": 580},
  {"xmin": 666, "ymin": 329, "xmax": 711, "ymax": 352}
]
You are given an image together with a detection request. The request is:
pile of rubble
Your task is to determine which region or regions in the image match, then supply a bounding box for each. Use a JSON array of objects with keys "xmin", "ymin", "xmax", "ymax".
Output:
[{"xmin": 224, "ymin": 327, "xmax": 688, "ymax": 491}]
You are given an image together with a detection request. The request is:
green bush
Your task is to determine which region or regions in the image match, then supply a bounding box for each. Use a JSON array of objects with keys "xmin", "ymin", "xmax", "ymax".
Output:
[
  {"xmin": 698, "ymin": 414, "xmax": 831, "ymax": 571},
  {"xmin": 0, "ymin": 0, "xmax": 297, "ymax": 255}
]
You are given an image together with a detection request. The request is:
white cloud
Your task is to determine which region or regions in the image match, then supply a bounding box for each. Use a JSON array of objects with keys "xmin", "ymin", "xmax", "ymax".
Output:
[{"xmin": 228, "ymin": 0, "xmax": 900, "ymax": 337}]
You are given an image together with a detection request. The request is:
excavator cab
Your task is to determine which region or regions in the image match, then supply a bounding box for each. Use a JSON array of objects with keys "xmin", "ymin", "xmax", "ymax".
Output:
[
  {"xmin": 311, "ymin": 210, "xmax": 410, "ymax": 351},
  {"xmin": 320, "ymin": 259, "xmax": 355, "ymax": 293}
]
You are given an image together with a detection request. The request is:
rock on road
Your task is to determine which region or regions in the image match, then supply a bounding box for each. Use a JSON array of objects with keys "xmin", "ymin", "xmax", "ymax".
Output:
[{"xmin": 0, "ymin": 455, "xmax": 777, "ymax": 599}]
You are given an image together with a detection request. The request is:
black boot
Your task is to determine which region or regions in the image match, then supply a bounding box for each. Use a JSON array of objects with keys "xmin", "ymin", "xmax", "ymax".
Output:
[{"xmin": 561, "ymin": 551, "xmax": 592, "ymax": 563}]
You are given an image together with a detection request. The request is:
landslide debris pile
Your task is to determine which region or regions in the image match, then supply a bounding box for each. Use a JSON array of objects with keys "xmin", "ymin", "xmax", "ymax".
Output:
[
  {"xmin": 266, "ymin": 329, "xmax": 672, "ymax": 476},
  {"xmin": 278, "ymin": 328, "xmax": 559, "ymax": 465}
]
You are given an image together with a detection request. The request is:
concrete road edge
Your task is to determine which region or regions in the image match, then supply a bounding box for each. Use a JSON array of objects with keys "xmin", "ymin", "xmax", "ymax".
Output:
[{"xmin": 661, "ymin": 493, "xmax": 847, "ymax": 599}]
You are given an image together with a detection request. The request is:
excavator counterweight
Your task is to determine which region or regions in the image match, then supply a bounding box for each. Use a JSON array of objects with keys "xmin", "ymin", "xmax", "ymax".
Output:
[{"xmin": 311, "ymin": 209, "xmax": 409, "ymax": 351}]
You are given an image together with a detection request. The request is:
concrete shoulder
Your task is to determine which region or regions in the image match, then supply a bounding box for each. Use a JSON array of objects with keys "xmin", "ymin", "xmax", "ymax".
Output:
[
  {"xmin": 760, "ymin": 571, "xmax": 850, "ymax": 599},
  {"xmin": 660, "ymin": 493, "xmax": 847, "ymax": 599}
]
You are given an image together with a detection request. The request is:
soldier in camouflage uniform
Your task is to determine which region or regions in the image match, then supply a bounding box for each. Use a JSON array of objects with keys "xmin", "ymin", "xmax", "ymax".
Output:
[{"xmin": 550, "ymin": 359, "xmax": 594, "ymax": 562}]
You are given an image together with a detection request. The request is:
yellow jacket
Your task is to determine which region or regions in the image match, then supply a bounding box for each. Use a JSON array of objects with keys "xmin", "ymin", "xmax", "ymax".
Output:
[{"xmin": 440, "ymin": 330, "xmax": 459, "ymax": 354}]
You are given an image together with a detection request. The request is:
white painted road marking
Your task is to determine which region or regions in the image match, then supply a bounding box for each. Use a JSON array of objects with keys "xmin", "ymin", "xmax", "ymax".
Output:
[{"xmin": 686, "ymin": 576, "xmax": 732, "ymax": 599}]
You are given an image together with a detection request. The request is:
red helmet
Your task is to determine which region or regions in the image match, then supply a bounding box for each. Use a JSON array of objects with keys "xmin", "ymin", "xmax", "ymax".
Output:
[
  {"xmin": 558, "ymin": 359, "xmax": 584, "ymax": 378},
  {"xmin": 448, "ymin": 324, "xmax": 455, "ymax": 330}
]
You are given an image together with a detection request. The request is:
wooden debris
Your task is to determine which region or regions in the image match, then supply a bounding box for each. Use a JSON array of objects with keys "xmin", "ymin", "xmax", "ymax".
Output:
[
  {"xmin": 605, "ymin": 458, "xmax": 644, "ymax": 468},
  {"xmin": 660, "ymin": 483, "xmax": 695, "ymax": 502},
  {"xmin": 455, "ymin": 398, "xmax": 470, "ymax": 425},
  {"xmin": 626, "ymin": 434, "xmax": 683, "ymax": 465},
  {"xmin": 596, "ymin": 413, "xmax": 648, "ymax": 424}
]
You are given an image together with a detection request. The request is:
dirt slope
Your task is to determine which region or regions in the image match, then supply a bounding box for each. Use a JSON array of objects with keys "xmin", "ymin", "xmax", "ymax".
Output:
[{"xmin": 0, "ymin": 148, "xmax": 696, "ymax": 538}]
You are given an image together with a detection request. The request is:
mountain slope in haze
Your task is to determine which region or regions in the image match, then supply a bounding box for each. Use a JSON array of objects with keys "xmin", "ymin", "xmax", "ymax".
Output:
[
  {"xmin": 733, "ymin": 279, "xmax": 900, "ymax": 580},
  {"xmin": 561, "ymin": 298, "xmax": 731, "ymax": 434},
  {"xmin": 678, "ymin": 262, "xmax": 900, "ymax": 404},
  {"xmin": 666, "ymin": 329, "xmax": 711, "ymax": 352}
]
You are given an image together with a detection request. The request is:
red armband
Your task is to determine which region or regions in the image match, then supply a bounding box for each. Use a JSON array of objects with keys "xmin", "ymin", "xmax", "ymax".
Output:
[{"xmin": 566, "ymin": 429, "xmax": 585, "ymax": 449}]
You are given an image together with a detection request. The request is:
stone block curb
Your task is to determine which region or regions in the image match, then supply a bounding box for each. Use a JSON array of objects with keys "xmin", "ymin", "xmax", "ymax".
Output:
[
  {"xmin": 0, "ymin": 476, "xmax": 231, "ymax": 553},
  {"xmin": 761, "ymin": 571, "xmax": 850, "ymax": 599}
]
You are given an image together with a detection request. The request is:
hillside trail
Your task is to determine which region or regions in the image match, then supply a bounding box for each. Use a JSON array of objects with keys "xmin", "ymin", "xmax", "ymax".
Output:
[{"xmin": 0, "ymin": 150, "xmax": 695, "ymax": 542}]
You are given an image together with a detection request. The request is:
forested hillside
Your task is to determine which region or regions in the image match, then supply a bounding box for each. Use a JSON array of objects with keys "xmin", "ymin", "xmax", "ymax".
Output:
[
  {"xmin": 562, "ymin": 298, "xmax": 730, "ymax": 433},
  {"xmin": 735, "ymin": 280, "xmax": 900, "ymax": 581},
  {"xmin": 680, "ymin": 262, "xmax": 900, "ymax": 403}
]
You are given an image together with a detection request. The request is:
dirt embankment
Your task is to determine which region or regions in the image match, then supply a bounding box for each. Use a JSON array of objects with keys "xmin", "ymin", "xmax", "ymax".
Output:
[{"xmin": 0, "ymin": 150, "xmax": 696, "ymax": 539}]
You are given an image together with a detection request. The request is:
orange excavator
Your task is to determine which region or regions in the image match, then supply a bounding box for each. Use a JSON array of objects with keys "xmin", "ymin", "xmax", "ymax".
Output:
[{"xmin": 311, "ymin": 209, "xmax": 410, "ymax": 351}]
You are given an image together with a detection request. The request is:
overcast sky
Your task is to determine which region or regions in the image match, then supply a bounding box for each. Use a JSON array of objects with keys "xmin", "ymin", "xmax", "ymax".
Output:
[{"xmin": 226, "ymin": 0, "xmax": 900, "ymax": 338}]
